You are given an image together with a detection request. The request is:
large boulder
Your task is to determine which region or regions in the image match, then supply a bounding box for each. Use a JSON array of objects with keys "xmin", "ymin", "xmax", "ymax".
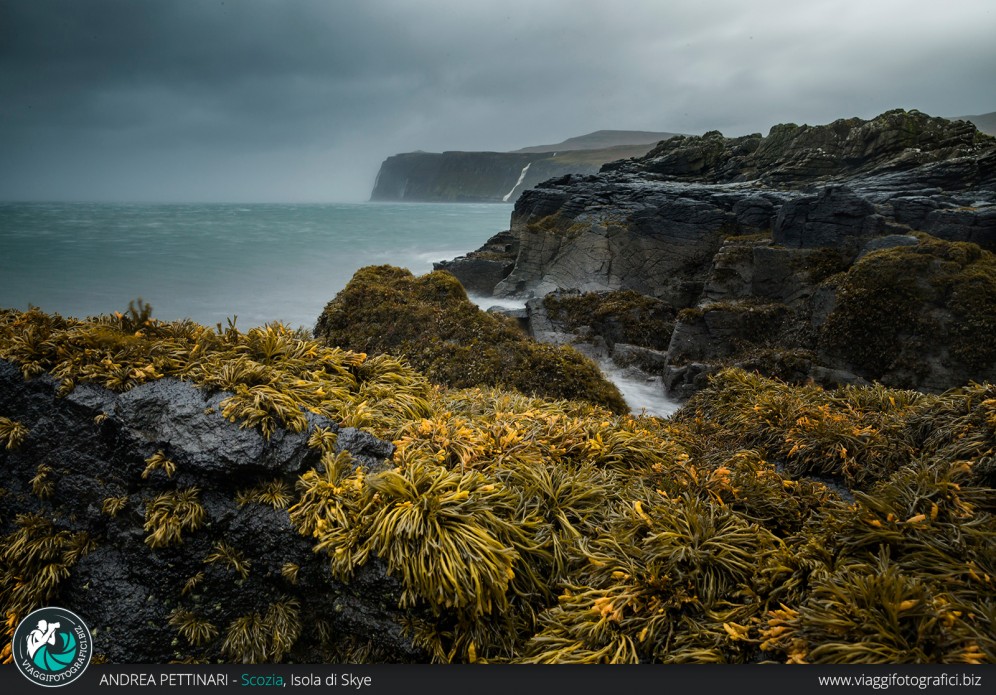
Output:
[{"xmin": 0, "ymin": 360, "xmax": 419, "ymax": 663}]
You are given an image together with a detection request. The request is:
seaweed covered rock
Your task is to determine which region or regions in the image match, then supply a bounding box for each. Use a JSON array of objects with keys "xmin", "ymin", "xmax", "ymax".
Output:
[
  {"xmin": 541, "ymin": 289, "xmax": 677, "ymax": 352},
  {"xmin": 659, "ymin": 233, "xmax": 996, "ymax": 397},
  {"xmin": 0, "ymin": 307, "xmax": 450, "ymax": 663},
  {"xmin": 2, "ymin": 308, "xmax": 994, "ymax": 665},
  {"xmin": 819, "ymin": 235, "xmax": 996, "ymax": 389},
  {"xmin": 314, "ymin": 265, "xmax": 628, "ymax": 413}
]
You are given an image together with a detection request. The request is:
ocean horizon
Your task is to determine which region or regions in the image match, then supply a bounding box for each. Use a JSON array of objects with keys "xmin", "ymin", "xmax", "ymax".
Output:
[{"xmin": 0, "ymin": 200, "xmax": 512, "ymax": 330}]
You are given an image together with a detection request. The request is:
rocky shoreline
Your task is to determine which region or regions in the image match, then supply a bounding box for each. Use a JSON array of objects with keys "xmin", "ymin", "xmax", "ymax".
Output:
[
  {"xmin": 437, "ymin": 109, "xmax": 996, "ymax": 402},
  {"xmin": 2, "ymin": 108, "xmax": 995, "ymax": 665},
  {"xmin": 3, "ymin": 307, "xmax": 995, "ymax": 664}
]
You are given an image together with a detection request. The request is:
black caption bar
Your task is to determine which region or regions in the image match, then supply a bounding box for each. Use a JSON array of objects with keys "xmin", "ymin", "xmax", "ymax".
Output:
[{"xmin": 0, "ymin": 664, "xmax": 991, "ymax": 695}]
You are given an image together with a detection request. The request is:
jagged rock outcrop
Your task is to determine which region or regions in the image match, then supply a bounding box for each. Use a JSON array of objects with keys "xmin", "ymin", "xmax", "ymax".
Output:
[
  {"xmin": 433, "ymin": 230, "xmax": 519, "ymax": 296},
  {"xmin": 439, "ymin": 109, "xmax": 996, "ymax": 401},
  {"xmin": 605, "ymin": 109, "xmax": 995, "ymax": 187},
  {"xmin": 493, "ymin": 177, "xmax": 797, "ymax": 302},
  {"xmin": 0, "ymin": 360, "xmax": 422, "ymax": 663}
]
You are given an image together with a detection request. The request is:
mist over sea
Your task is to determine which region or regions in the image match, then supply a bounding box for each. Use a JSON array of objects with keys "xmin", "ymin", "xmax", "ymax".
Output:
[{"xmin": 0, "ymin": 201, "xmax": 678, "ymax": 416}]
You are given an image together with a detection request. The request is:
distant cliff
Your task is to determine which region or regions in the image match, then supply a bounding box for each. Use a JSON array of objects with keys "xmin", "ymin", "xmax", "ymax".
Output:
[
  {"xmin": 370, "ymin": 151, "xmax": 565, "ymax": 203},
  {"xmin": 369, "ymin": 131, "xmax": 679, "ymax": 203}
]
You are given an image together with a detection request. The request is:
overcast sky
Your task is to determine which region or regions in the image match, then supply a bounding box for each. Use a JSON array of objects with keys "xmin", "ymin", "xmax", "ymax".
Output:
[{"xmin": 1, "ymin": 0, "xmax": 993, "ymax": 203}]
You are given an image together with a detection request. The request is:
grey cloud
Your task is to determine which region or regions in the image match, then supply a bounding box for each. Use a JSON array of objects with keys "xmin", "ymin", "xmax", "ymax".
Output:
[{"xmin": 0, "ymin": 0, "xmax": 993, "ymax": 202}]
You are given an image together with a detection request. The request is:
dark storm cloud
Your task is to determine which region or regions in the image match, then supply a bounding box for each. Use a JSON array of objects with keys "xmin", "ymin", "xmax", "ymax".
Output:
[
  {"xmin": 1, "ymin": 0, "xmax": 994, "ymax": 201},
  {"xmin": 1, "ymin": 2, "xmax": 409, "ymax": 138}
]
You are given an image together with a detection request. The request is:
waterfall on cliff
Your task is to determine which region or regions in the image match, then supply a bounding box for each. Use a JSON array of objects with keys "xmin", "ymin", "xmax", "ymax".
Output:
[{"xmin": 502, "ymin": 163, "xmax": 532, "ymax": 202}]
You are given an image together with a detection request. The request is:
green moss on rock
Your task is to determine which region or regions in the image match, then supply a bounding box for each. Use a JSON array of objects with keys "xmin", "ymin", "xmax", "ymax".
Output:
[
  {"xmin": 314, "ymin": 266, "xmax": 628, "ymax": 413},
  {"xmin": 543, "ymin": 290, "xmax": 676, "ymax": 351},
  {"xmin": 793, "ymin": 246, "xmax": 852, "ymax": 283},
  {"xmin": 820, "ymin": 235, "xmax": 996, "ymax": 381}
]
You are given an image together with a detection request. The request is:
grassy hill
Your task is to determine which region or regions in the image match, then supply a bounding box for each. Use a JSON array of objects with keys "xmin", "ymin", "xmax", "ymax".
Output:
[{"xmin": 515, "ymin": 129, "xmax": 683, "ymax": 153}]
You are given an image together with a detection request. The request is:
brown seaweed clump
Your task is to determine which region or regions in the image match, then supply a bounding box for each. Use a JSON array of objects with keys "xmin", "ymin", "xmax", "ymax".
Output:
[
  {"xmin": 0, "ymin": 304, "xmax": 434, "ymax": 439},
  {"xmin": 313, "ymin": 266, "xmax": 628, "ymax": 413},
  {"xmin": 0, "ymin": 304, "xmax": 993, "ymax": 664}
]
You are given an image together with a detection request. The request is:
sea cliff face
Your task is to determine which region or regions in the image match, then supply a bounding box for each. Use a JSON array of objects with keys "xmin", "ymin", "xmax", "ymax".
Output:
[
  {"xmin": 439, "ymin": 109, "xmax": 996, "ymax": 398},
  {"xmin": 370, "ymin": 151, "xmax": 556, "ymax": 202},
  {"xmin": 369, "ymin": 133, "xmax": 678, "ymax": 203}
]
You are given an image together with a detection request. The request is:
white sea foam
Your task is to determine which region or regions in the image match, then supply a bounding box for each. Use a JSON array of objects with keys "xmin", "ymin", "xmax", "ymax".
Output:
[
  {"xmin": 372, "ymin": 247, "xmax": 471, "ymax": 271},
  {"xmin": 412, "ymin": 249, "xmax": 468, "ymax": 265},
  {"xmin": 468, "ymin": 294, "xmax": 528, "ymax": 310},
  {"xmin": 596, "ymin": 358, "xmax": 681, "ymax": 418}
]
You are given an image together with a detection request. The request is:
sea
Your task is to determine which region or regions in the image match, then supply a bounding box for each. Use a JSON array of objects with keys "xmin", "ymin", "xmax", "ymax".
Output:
[{"xmin": 0, "ymin": 201, "xmax": 679, "ymax": 416}]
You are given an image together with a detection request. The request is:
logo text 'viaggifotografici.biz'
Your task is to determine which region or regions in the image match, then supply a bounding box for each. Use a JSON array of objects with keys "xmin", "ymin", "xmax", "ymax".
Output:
[{"xmin": 13, "ymin": 607, "xmax": 92, "ymax": 687}]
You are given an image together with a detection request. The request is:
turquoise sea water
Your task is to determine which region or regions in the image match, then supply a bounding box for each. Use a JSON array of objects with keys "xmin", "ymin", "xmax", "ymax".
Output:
[
  {"xmin": 0, "ymin": 202, "xmax": 512, "ymax": 330},
  {"xmin": 0, "ymin": 201, "xmax": 679, "ymax": 415}
]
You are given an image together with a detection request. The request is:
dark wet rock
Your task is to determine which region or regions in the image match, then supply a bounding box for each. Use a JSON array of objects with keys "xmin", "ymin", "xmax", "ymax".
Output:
[
  {"xmin": 433, "ymin": 257, "xmax": 512, "ymax": 296},
  {"xmin": 732, "ymin": 194, "xmax": 779, "ymax": 231},
  {"xmin": 111, "ymin": 378, "xmax": 321, "ymax": 478},
  {"xmin": 773, "ymin": 185, "xmax": 893, "ymax": 250},
  {"xmin": 523, "ymin": 296, "xmax": 579, "ymax": 346},
  {"xmin": 667, "ymin": 302, "xmax": 792, "ymax": 364},
  {"xmin": 433, "ymin": 230, "xmax": 519, "ymax": 295},
  {"xmin": 493, "ymin": 178, "xmax": 794, "ymax": 303},
  {"xmin": 662, "ymin": 362, "xmax": 716, "ymax": 401},
  {"xmin": 333, "ymin": 427, "xmax": 395, "ymax": 472},
  {"xmin": 921, "ymin": 203, "xmax": 996, "ymax": 248},
  {"xmin": 0, "ymin": 360, "xmax": 423, "ymax": 663},
  {"xmin": 611, "ymin": 343, "xmax": 668, "ymax": 371},
  {"xmin": 438, "ymin": 109, "xmax": 996, "ymax": 403}
]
